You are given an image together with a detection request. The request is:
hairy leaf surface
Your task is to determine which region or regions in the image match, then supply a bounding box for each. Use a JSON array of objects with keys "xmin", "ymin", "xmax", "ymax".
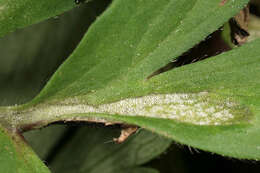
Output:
[{"xmin": 1, "ymin": 1, "xmax": 259, "ymax": 171}]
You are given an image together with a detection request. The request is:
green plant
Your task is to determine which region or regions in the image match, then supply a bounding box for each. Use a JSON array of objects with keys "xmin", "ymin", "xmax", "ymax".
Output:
[{"xmin": 0, "ymin": 0, "xmax": 260, "ymax": 172}]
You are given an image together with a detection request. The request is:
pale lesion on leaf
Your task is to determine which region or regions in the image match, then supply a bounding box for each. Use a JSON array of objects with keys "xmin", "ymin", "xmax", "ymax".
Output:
[
  {"xmin": 219, "ymin": 0, "xmax": 228, "ymax": 6},
  {"xmin": 230, "ymin": 5, "xmax": 250, "ymax": 45}
]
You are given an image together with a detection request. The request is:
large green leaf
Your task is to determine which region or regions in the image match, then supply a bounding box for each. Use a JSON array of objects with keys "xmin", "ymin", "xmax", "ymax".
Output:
[
  {"xmin": 0, "ymin": 125, "xmax": 50, "ymax": 173},
  {"xmin": 1, "ymin": 0, "xmax": 259, "ymax": 168},
  {"xmin": 31, "ymin": 0, "xmax": 249, "ymax": 102}
]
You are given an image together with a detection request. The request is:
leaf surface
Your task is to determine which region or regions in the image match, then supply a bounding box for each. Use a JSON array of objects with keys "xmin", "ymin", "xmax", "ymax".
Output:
[
  {"xmin": 33, "ymin": 0, "xmax": 249, "ymax": 101},
  {"xmin": 0, "ymin": 3, "xmax": 107, "ymax": 172},
  {"xmin": 0, "ymin": 0, "xmax": 80, "ymax": 37},
  {"xmin": 0, "ymin": 0, "xmax": 107, "ymax": 105},
  {"xmin": 0, "ymin": 125, "xmax": 50, "ymax": 173},
  {"xmin": 2, "ymin": 0, "xmax": 259, "ymax": 162}
]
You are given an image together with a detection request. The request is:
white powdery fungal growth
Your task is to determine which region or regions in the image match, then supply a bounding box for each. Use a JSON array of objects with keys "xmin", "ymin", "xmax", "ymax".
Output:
[
  {"xmin": 30, "ymin": 93, "xmax": 240, "ymax": 126},
  {"xmin": 96, "ymin": 93, "xmax": 235, "ymax": 125}
]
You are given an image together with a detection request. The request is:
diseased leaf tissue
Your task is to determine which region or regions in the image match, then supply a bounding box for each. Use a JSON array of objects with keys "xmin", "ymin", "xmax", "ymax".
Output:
[{"xmin": 1, "ymin": 0, "xmax": 260, "ymax": 172}]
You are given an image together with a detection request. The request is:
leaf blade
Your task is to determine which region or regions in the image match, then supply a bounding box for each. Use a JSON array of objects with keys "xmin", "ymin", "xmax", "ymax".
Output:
[
  {"xmin": 2, "ymin": 0, "xmax": 260, "ymax": 161},
  {"xmin": 0, "ymin": 125, "xmax": 50, "ymax": 173},
  {"xmin": 0, "ymin": 0, "xmax": 77, "ymax": 38},
  {"xmin": 32, "ymin": 0, "xmax": 249, "ymax": 103}
]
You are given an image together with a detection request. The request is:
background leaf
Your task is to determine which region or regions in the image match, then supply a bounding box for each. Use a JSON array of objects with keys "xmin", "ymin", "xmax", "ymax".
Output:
[
  {"xmin": 0, "ymin": 125, "xmax": 50, "ymax": 173},
  {"xmin": 0, "ymin": 0, "xmax": 81, "ymax": 38},
  {"xmin": 44, "ymin": 127, "xmax": 171, "ymax": 173},
  {"xmin": 24, "ymin": 125, "xmax": 67, "ymax": 160},
  {"xmin": 0, "ymin": 0, "xmax": 110, "ymax": 106}
]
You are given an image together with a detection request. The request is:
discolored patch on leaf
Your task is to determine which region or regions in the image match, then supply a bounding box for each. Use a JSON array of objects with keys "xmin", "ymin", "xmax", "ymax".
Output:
[
  {"xmin": 0, "ymin": 0, "xmax": 256, "ymax": 162},
  {"xmin": 230, "ymin": 6, "xmax": 250, "ymax": 45},
  {"xmin": 219, "ymin": 0, "xmax": 228, "ymax": 6},
  {"xmin": 9, "ymin": 93, "xmax": 251, "ymax": 127},
  {"xmin": 248, "ymin": 14, "xmax": 260, "ymax": 41},
  {"xmin": 114, "ymin": 125, "xmax": 139, "ymax": 143}
]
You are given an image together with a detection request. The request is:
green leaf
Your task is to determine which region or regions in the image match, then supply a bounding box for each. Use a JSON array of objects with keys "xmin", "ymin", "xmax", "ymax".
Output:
[
  {"xmin": 24, "ymin": 126, "xmax": 169, "ymax": 172},
  {"xmin": 24, "ymin": 125, "xmax": 67, "ymax": 160},
  {"xmin": 2, "ymin": 0, "xmax": 258, "ymax": 162},
  {"xmin": 0, "ymin": 0, "xmax": 106, "ymax": 105},
  {"xmin": 31, "ymin": 0, "xmax": 249, "ymax": 102},
  {"xmin": 0, "ymin": 125, "xmax": 50, "ymax": 173},
  {"xmin": 0, "ymin": 0, "xmax": 78, "ymax": 38},
  {"xmin": 44, "ymin": 127, "xmax": 170, "ymax": 173},
  {"xmin": 124, "ymin": 168, "xmax": 159, "ymax": 173}
]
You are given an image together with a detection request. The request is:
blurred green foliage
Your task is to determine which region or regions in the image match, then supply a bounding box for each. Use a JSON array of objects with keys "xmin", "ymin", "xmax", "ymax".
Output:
[{"xmin": 0, "ymin": 0, "xmax": 109, "ymax": 106}]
